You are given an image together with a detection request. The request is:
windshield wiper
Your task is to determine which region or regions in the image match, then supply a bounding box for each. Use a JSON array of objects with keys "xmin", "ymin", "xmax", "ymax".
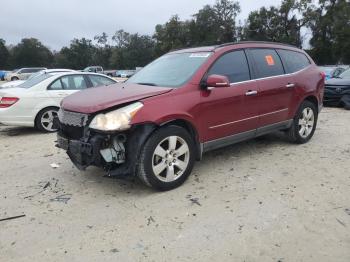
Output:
[{"xmin": 136, "ymin": 82, "xmax": 158, "ymax": 86}]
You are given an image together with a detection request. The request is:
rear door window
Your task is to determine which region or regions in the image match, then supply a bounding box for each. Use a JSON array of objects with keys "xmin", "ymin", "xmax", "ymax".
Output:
[
  {"xmin": 277, "ymin": 49, "xmax": 311, "ymax": 74},
  {"xmin": 49, "ymin": 79, "xmax": 63, "ymax": 90},
  {"xmin": 61, "ymin": 75, "xmax": 88, "ymax": 90},
  {"xmin": 208, "ymin": 50, "xmax": 250, "ymax": 83},
  {"xmin": 250, "ymin": 49, "xmax": 284, "ymax": 78}
]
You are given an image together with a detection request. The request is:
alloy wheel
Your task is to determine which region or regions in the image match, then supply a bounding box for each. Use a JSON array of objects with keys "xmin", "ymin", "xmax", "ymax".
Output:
[
  {"xmin": 41, "ymin": 110, "xmax": 58, "ymax": 132},
  {"xmin": 298, "ymin": 107, "xmax": 315, "ymax": 138},
  {"xmin": 152, "ymin": 136, "xmax": 190, "ymax": 182}
]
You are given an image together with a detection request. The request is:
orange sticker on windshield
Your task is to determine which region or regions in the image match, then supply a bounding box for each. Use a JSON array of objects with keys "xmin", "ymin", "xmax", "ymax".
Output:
[{"xmin": 265, "ymin": 55, "xmax": 275, "ymax": 66}]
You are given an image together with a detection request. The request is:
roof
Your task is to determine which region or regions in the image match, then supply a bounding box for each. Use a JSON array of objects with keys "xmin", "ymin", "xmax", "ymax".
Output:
[{"xmin": 169, "ymin": 41, "xmax": 299, "ymax": 54}]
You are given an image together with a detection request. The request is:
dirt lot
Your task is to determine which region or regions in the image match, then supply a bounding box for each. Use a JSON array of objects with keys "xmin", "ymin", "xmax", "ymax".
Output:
[{"xmin": 0, "ymin": 107, "xmax": 349, "ymax": 262}]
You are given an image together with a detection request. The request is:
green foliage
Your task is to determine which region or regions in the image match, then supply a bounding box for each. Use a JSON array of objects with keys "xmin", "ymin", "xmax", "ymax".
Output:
[
  {"xmin": 153, "ymin": 0, "xmax": 241, "ymax": 55},
  {"xmin": 242, "ymin": 0, "xmax": 311, "ymax": 47},
  {"xmin": 308, "ymin": 0, "xmax": 350, "ymax": 64},
  {"xmin": 10, "ymin": 38, "xmax": 53, "ymax": 68},
  {"xmin": 110, "ymin": 33, "xmax": 156, "ymax": 69},
  {"xmin": 0, "ymin": 39, "xmax": 10, "ymax": 69},
  {"xmin": 54, "ymin": 38, "xmax": 97, "ymax": 69}
]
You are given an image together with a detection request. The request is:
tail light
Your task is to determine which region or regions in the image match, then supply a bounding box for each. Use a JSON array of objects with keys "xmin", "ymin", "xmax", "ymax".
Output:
[{"xmin": 0, "ymin": 97, "xmax": 19, "ymax": 108}]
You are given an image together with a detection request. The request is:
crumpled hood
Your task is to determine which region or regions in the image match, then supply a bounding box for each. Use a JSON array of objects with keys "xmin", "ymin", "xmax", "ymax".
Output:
[
  {"xmin": 325, "ymin": 78, "xmax": 350, "ymax": 86},
  {"xmin": 61, "ymin": 83, "xmax": 172, "ymax": 114}
]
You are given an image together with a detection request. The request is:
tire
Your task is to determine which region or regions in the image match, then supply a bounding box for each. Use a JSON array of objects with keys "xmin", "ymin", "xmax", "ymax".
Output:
[
  {"xmin": 286, "ymin": 100, "xmax": 318, "ymax": 144},
  {"xmin": 137, "ymin": 125, "xmax": 196, "ymax": 191},
  {"xmin": 35, "ymin": 107, "xmax": 59, "ymax": 133},
  {"xmin": 11, "ymin": 76, "xmax": 19, "ymax": 81}
]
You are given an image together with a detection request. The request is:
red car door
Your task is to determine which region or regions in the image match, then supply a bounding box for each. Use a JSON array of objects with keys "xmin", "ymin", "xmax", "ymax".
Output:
[
  {"xmin": 248, "ymin": 48, "xmax": 294, "ymax": 128},
  {"xmin": 199, "ymin": 49, "xmax": 260, "ymax": 147}
]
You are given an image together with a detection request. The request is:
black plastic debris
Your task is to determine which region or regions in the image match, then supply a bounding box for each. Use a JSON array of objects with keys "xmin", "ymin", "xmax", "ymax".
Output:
[{"xmin": 0, "ymin": 214, "xmax": 26, "ymax": 222}]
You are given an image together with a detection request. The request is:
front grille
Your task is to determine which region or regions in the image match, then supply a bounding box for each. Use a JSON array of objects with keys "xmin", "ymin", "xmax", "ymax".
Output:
[
  {"xmin": 60, "ymin": 124, "xmax": 84, "ymax": 140},
  {"xmin": 58, "ymin": 108, "xmax": 90, "ymax": 139},
  {"xmin": 58, "ymin": 108, "xmax": 89, "ymax": 127},
  {"xmin": 325, "ymin": 85, "xmax": 349, "ymax": 93}
]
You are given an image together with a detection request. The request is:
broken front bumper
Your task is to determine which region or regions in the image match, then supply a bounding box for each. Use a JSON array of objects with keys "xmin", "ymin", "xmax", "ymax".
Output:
[
  {"xmin": 57, "ymin": 133, "xmax": 105, "ymax": 170},
  {"xmin": 56, "ymin": 124, "xmax": 156, "ymax": 177}
]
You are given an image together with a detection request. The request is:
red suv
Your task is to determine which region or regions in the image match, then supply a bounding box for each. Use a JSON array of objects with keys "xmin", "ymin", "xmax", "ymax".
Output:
[{"xmin": 57, "ymin": 42, "xmax": 324, "ymax": 190}]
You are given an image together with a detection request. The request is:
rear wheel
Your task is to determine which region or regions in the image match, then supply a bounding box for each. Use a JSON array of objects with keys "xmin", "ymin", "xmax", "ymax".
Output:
[
  {"xmin": 35, "ymin": 107, "xmax": 59, "ymax": 133},
  {"xmin": 287, "ymin": 101, "xmax": 318, "ymax": 144},
  {"xmin": 137, "ymin": 125, "xmax": 195, "ymax": 191}
]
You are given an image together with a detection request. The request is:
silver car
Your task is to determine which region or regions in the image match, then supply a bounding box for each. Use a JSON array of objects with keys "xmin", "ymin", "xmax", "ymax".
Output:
[{"xmin": 5, "ymin": 67, "xmax": 47, "ymax": 81}]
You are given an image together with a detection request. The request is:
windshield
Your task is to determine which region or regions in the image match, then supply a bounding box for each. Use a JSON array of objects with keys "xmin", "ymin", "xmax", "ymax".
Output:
[
  {"xmin": 18, "ymin": 73, "xmax": 54, "ymax": 88},
  {"xmin": 127, "ymin": 52, "xmax": 212, "ymax": 87},
  {"xmin": 338, "ymin": 68, "xmax": 350, "ymax": 79}
]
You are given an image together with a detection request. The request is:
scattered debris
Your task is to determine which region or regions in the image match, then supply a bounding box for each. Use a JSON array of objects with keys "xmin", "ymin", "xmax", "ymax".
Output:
[
  {"xmin": 336, "ymin": 218, "xmax": 346, "ymax": 227},
  {"xmin": 147, "ymin": 216, "xmax": 155, "ymax": 226},
  {"xmin": 50, "ymin": 163, "xmax": 60, "ymax": 169},
  {"xmin": 43, "ymin": 181, "xmax": 51, "ymax": 189},
  {"xmin": 345, "ymin": 209, "xmax": 350, "ymax": 216},
  {"xmin": 24, "ymin": 178, "xmax": 60, "ymax": 199},
  {"xmin": 0, "ymin": 214, "xmax": 26, "ymax": 222},
  {"xmin": 110, "ymin": 248, "xmax": 119, "ymax": 253},
  {"xmin": 189, "ymin": 198, "xmax": 201, "ymax": 206},
  {"xmin": 50, "ymin": 194, "xmax": 72, "ymax": 204}
]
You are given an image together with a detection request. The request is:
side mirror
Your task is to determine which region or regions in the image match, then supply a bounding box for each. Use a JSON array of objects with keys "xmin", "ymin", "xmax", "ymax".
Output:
[{"xmin": 205, "ymin": 74, "xmax": 230, "ymax": 90}]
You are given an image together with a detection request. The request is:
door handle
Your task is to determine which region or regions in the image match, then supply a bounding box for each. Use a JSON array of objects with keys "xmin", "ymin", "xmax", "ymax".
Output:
[
  {"xmin": 245, "ymin": 90, "xmax": 258, "ymax": 96},
  {"xmin": 286, "ymin": 83, "xmax": 295, "ymax": 88}
]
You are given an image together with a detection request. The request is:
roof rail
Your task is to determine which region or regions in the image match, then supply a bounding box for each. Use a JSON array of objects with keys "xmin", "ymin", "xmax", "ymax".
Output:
[{"xmin": 214, "ymin": 41, "xmax": 297, "ymax": 50}]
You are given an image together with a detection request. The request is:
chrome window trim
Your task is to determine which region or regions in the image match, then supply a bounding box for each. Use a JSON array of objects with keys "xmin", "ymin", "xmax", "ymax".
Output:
[
  {"xmin": 209, "ymin": 108, "xmax": 289, "ymax": 129},
  {"xmin": 229, "ymin": 64, "xmax": 312, "ymax": 86}
]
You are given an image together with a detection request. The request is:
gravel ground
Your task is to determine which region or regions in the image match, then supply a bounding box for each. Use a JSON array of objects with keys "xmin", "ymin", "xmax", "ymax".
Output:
[{"xmin": 0, "ymin": 107, "xmax": 349, "ymax": 262}]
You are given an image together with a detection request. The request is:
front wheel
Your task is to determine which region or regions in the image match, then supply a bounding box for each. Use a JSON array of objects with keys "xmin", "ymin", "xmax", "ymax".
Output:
[
  {"xmin": 35, "ymin": 107, "xmax": 59, "ymax": 133},
  {"xmin": 286, "ymin": 101, "xmax": 318, "ymax": 144},
  {"xmin": 137, "ymin": 125, "xmax": 196, "ymax": 191}
]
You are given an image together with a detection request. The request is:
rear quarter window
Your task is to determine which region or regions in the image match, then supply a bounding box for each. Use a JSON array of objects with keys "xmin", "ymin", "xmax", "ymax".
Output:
[
  {"xmin": 277, "ymin": 49, "xmax": 311, "ymax": 74},
  {"xmin": 250, "ymin": 49, "xmax": 284, "ymax": 78}
]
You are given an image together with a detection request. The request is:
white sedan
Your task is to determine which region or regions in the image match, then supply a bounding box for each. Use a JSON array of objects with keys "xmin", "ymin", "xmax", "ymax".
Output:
[
  {"xmin": 0, "ymin": 72, "xmax": 117, "ymax": 132},
  {"xmin": 1, "ymin": 69, "xmax": 76, "ymax": 89}
]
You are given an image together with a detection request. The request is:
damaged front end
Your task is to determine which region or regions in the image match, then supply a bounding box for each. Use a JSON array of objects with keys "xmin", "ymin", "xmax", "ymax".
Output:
[{"xmin": 55, "ymin": 108, "xmax": 156, "ymax": 177}]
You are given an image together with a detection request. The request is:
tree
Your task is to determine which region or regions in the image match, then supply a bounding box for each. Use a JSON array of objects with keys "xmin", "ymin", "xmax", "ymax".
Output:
[
  {"xmin": 110, "ymin": 33, "xmax": 155, "ymax": 69},
  {"xmin": 94, "ymin": 32, "xmax": 108, "ymax": 47},
  {"xmin": 0, "ymin": 39, "xmax": 10, "ymax": 69},
  {"xmin": 112, "ymin": 30, "xmax": 131, "ymax": 48},
  {"xmin": 307, "ymin": 0, "xmax": 350, "ymax": 64},
  {"xmin": 213, "ymin": 0, "xmax": 241, "ymax": 43},
  {"xmin": 153, "ymin": 0, "xmax": 241, "ymax": 55},
  {"xmin": 54, "ymin": 38, "xmax": 97, "ymax": 69},
  {"xmin": 242, "ymin": 0, "xmax": 311, "ymax": 47},
  {"xmin": 153, "ymin": 15, "xmax": 191, "ymax": 56},
  {"xmin": 10, "ymin": 38, "xmax": 53, "ymax": 68}
]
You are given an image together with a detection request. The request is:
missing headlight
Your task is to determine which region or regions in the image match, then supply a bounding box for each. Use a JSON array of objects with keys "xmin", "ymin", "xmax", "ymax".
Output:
[{"xmin": 100, "ymin": 135, "xmax": 126, "ymax": 164}]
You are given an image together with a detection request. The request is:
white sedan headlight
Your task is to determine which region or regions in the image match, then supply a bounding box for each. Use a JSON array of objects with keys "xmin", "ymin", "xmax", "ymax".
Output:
[{"xmin": 89, "ymin": 102, "xmax": 143, "ymax": 131}]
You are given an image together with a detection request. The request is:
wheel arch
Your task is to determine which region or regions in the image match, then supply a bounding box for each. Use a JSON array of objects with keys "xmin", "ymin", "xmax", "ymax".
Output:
[
  {"xmin": 303, "ymin": 95, "xmax": 319, "ymax": 113},
  {"xmin": 160, "ymin": 119, "xmax": 202, "ymax": 161}
]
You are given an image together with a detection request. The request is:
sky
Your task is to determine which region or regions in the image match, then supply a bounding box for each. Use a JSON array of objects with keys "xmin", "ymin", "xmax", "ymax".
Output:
[{"xmin": 1, "ymin": 0, "xmax": 281, "ymax": 51}]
